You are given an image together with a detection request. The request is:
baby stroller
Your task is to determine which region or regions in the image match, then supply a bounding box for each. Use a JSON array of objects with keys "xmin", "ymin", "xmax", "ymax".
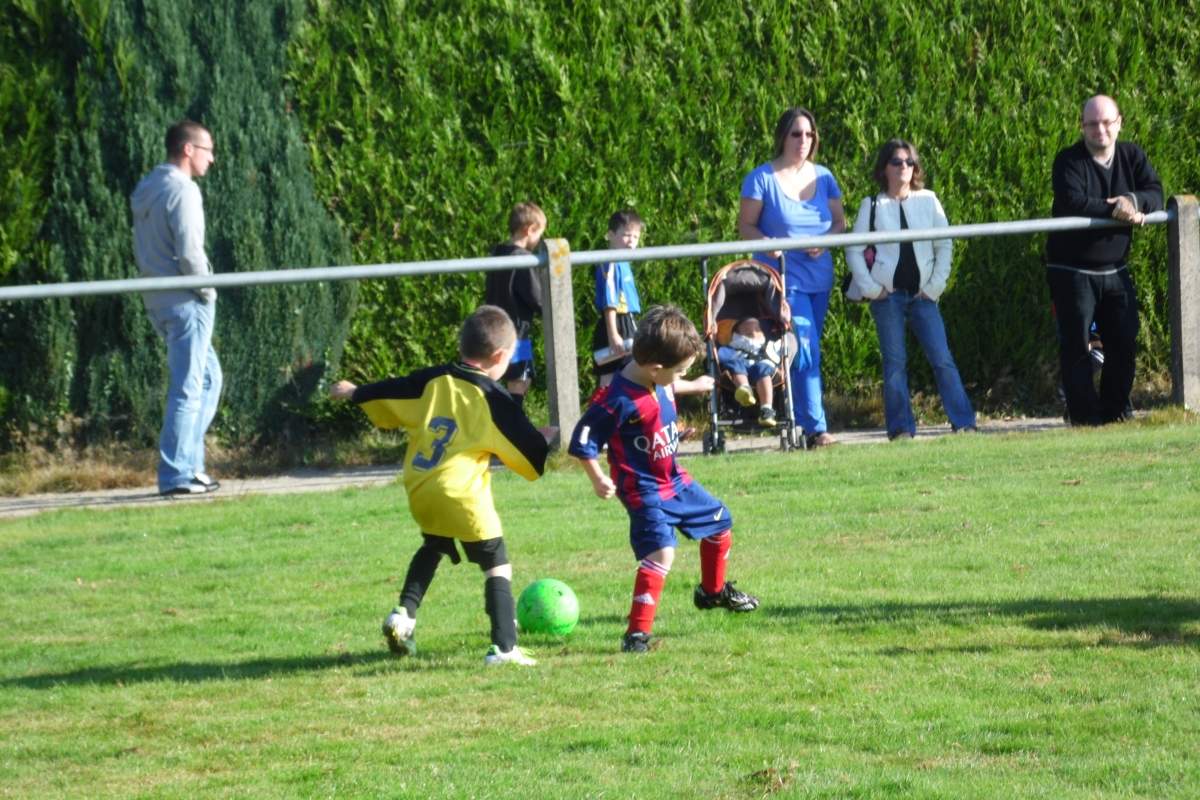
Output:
[{"xmin": 700, "ymin": 258, "xmax": 802, "ymax": 454}]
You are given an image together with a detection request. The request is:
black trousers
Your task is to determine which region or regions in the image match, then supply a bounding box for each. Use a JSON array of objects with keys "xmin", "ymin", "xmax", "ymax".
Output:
[{"xmin": 1047, "ymin": 266, "xmax": 1139, "ymax": 425}]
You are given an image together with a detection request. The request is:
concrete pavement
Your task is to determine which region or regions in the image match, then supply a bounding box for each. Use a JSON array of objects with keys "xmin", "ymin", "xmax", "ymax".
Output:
[{"xmin": 0, "ymin": 417, "xmax": 1066, "ymax": 519}]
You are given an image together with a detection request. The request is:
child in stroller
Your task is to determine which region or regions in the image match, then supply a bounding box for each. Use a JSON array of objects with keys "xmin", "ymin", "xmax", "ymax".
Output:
[
  {"xmin": 718, "ymin": 317, "xmax": 783, "ymax": 427},
  {"xmin": 701, "ymin": 258, "xmax": 801, "ymax": 453}
]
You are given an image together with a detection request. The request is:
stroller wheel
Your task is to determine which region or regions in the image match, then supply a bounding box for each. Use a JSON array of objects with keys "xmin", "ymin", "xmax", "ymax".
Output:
[{"xmin": 781, "ymin": 426, "xmax": 802, "ymax": 451}]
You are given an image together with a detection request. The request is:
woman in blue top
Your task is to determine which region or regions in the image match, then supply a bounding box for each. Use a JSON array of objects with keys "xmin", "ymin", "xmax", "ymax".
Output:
[{"xmin": 738, "ymin": 107, "xmax": 846, "ymax": 448}]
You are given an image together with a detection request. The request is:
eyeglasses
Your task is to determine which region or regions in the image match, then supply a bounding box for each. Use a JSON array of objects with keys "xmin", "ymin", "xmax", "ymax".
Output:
[
  {"xmin": 1082, "ymin": 117, "xmax": 1120, "ymax": 130},
  {"xmin": 889, "ymin": 158, "xmax": 916, "ymax": 167},
  {"xmin": 789, "ymin": 130, "xmax": 816, "ymax": 139},
  {"xmin": 190, "ymin": 143, "xmax": 214, "ymax": 153}
]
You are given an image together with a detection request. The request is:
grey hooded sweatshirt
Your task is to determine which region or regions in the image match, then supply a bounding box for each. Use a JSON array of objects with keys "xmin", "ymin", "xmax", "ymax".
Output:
[{"xmin": 131, "ymin": 163, "xmax": 216, "ymax": 309}]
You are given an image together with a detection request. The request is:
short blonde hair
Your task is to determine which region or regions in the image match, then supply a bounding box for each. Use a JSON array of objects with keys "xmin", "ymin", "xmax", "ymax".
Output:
[{"xmin": 508, "ymin": 202, "xmax": 546, "ymax": 235}]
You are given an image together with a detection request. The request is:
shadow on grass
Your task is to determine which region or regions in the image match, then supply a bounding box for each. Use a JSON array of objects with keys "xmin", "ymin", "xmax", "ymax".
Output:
[
  {"xmin": 3, "ymin": 649, "xmax": 408, "ymax": 689},
  {"xmin": 765, "ymin": 595, "xmax": 1200, "ymax": 650}
]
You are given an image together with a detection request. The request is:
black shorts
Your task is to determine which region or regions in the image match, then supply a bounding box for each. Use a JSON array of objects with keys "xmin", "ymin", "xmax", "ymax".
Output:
[
  {"xmin": 421, "ymin": 533, "xmax": 508, "ymax": 571},
  {"xmin": 591, "ymin": 312, "xmax": 638, "ymax": 377}
]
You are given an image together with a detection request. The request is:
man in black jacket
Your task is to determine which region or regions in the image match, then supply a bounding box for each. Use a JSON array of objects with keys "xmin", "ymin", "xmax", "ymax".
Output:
[{"xmin": 1045, "ymin": 95, "xmax": 1163, "ymax": 425}]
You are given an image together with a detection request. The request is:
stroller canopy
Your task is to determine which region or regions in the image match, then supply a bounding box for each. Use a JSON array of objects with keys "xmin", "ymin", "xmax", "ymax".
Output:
[{"xmin": 704, "ymin": 259, "xmax": 791, "ymax": 345}]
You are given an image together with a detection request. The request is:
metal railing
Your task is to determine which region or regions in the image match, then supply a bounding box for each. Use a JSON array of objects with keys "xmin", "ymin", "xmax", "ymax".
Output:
[
  {"xmin": 1, "ymin": 198, "xmax": 1197, "ymax": 440},
  {"xmin": 0, "ymin": 208, "xmax": 1186, "ymax": 302}
]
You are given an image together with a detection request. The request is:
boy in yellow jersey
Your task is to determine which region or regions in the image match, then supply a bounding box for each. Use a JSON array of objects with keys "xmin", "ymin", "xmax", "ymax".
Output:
[{"xmin": 329, "ymin": 305, "xmax": 552, "ymax": 665}]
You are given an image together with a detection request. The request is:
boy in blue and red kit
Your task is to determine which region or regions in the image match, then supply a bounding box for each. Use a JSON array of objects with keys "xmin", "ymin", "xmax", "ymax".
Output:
[{"xmin": 569, "ymin": 305, "xmax": 759, "ymax": 653}]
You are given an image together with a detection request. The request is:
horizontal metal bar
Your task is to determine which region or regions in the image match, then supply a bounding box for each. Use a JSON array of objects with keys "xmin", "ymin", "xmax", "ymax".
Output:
[
  {"xmin": 0, "ymin": 253, "xmax": 543, "ymax": 301},
  {"xmin": 576, "ymin": 209, "xmax": 1177, "ymax": 266},
  {"xmin": 0, "ymin": 207, "xmax": 1185, "ymax": 302}
]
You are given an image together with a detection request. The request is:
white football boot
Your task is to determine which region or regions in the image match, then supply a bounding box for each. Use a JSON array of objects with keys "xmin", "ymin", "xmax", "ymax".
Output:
[
  {"xmin": 483, "ymin": 644, "xmax": 537, "ymax": 666},
  {"xmin": 381, "ymin": 608, "xmax": 416, "ymax": 656}
]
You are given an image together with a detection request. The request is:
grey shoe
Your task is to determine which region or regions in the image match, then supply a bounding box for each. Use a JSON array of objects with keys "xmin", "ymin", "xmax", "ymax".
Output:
[{"xmin": 621, "ymin": 631, "xmax": 654, "ymax": 653}]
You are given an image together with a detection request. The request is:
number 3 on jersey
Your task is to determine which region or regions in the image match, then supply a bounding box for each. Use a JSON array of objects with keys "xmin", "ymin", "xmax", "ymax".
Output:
[{"xmin": 411, "ymin": 416, "xmax": 458, "ymax": 470}]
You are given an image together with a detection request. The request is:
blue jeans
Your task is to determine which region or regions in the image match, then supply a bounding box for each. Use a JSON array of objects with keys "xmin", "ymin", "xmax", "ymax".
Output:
[
  {"xmin": 787, "ymin": 290, "xmax": 830, "ymax": 434},
  {"xmin": 716, "ymin": 347, "xmax": 775, "ymax": 382},
  {"xmin": 147, "ymin": 299, "xmax": 222, "ymax": 491},
  {"xmin": 869, "ymin": 291, "xmax": 975, "ymax": 438}
]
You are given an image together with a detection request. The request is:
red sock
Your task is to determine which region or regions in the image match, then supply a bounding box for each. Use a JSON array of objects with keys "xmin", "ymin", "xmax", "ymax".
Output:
[
  {"xmin": 700, "ymin": 530, "xmax": 731, "ymax": 594},
  {"xmin": 627, "ymin": 559, "xmax": 669, "ymax": 634}
]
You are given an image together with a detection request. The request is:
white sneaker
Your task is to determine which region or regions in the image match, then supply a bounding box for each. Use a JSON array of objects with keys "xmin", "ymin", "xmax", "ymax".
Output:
[
  {"xmin": 484, "ymin": 644, "xmax": 536, "ymax": 666},
  {"xmin": 382, "ymin": 608, "xmax": 416, "ymax": 656},
  {"xmin": 193, "ymin": 472, "xmax": 220, "ymax": 492}
]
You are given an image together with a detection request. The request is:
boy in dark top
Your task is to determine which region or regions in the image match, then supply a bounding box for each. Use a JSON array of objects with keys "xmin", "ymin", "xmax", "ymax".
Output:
[
  {"xmin": 569, "ymin": 305, "xmax": 759, "ymax": 654},
  {"xmin": 1045, "ymin": 94, "xmax": 1162, "ymax": 425},
  {"xmin": 485, "ymin": 202, "xmax": 546, "ymax": 409},
  {"xmin": 329, "ymin": 306, "xmax": 552, "ymax": 666}
]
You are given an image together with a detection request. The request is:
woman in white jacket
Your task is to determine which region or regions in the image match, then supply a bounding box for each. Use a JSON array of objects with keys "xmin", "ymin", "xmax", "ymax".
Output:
[{"xmin": 844, "ymin": 139, "xmax": 976, "ymax": 439}]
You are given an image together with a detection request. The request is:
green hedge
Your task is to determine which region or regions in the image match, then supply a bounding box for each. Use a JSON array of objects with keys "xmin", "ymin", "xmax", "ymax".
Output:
[
  {"xmin": 3, "ymin": 1, "xmax": 1198, "ymax": 448},
  {"xmin": 288, "ymin": 0, "xmax": 1200, "ymax": 410},
  {"xmin": 0, "ymin": 0, "xmax": 355, "ymax": 446}
]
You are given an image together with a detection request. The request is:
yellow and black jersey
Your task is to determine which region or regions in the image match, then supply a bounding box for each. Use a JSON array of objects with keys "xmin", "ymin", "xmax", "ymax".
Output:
[{"xmin": 351, "ymin": 362, "xmax": 548, "ymax": 541}]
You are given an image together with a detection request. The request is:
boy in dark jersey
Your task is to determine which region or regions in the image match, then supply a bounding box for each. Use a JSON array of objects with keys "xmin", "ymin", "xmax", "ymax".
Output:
[
  {"xmin": 330, "ymin": 305, "xmax": 552, "ymax": 666},
  {"xmin": 485, "ymin": 202, "xmax": 546, "ymax": 409},
  {"xmin": 569, "ymin": 305, "xmax": 759, "ymax": 653}
]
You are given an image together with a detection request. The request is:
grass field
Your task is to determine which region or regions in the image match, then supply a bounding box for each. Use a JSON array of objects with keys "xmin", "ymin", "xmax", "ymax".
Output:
[{"xmin": 2, "ymin": 422, "xmax": 1199, "ymax": 798}]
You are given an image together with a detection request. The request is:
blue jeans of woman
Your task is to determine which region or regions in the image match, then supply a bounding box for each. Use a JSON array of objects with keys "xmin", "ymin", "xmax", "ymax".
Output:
[
  {"xmin": 147, "ymin": 299, "xmax": 222, "ymax": 492},
  {"xmin": 787, "ymin": 290, "xmax": 830, "ymax": 435},
  {"xmin": 869, "ymin": 290, "xmax": 974, "ymax": 438}
]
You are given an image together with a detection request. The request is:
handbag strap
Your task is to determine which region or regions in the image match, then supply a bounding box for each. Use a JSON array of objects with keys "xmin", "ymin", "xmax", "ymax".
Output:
[{"xmin": 869, "ymin": 194, "xmax": 877, "ymax": 232}]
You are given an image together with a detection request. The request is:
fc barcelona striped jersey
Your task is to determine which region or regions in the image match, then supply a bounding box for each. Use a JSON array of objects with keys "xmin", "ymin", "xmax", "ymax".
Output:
[
  {"xmin": 351, "ymin": 363, "xmax": 548, "ymax": 541},
  {"xmin": 568, "ymin": 373, "xmax": 690, "ymax": 509}
]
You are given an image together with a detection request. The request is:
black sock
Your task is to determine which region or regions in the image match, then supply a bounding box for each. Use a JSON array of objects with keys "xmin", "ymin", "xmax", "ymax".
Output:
[
  {"xmin": 399, "ymin": 544, "xmax": 443, "ymax": 618},
  {"xmin": 484, "ymin": 576, "xmax": 517, "ymax": 651}
]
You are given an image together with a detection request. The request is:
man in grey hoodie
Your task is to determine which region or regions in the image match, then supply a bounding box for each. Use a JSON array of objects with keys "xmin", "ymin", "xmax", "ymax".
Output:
[{"xmin": 132, "ymin": 120, "xmax": 223, "ymax": 496}]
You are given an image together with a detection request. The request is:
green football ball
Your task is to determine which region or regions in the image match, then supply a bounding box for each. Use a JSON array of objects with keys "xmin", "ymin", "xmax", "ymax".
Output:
[{"xmin": 517, "ymin": 578, "xmax": 579, "ymax": 636}]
